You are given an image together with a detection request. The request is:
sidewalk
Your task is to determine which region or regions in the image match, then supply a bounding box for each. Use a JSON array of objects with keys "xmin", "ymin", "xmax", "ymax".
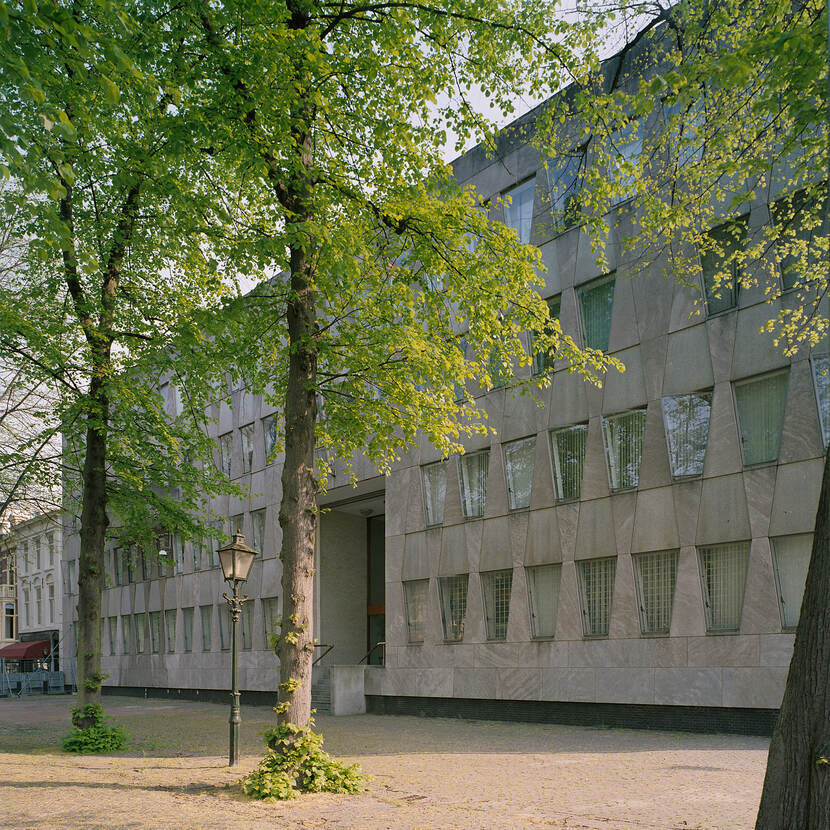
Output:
[{"xmin": 0, "ymin": 695, "xmax": 768, "ymax": 829}]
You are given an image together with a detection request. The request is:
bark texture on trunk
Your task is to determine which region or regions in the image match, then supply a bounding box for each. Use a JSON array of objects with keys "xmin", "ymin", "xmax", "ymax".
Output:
[{"xmin": 755, "ymin": 445, "xmax": 830, "ymax": 829}]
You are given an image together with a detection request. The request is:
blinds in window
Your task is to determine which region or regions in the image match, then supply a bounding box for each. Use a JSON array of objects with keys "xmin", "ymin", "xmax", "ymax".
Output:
[
  {"xmin": 422, "ymin": 462, "xmax": 448, "ymax": 526},
  {"xmin": 602, "ymin": 409, "xmax": 647, "ymax": 490},
  {"xmin": 577, "ymin": 275, "xmax": 615, "ymax": 351},
  {"xmin": 526, "ymin": 564, "xmax": 561, "ymax": 638},
  {"xmin": 439, "ymin": 574, "xmax": 469, "ymax": 641},
  {"xmin": 577, "ymin": 557, "xmax": 616, "ymax": 636},
  {"xmin": 697, "ymin": 542, "xmax": 750, "ymax": 631},
  {"xmin": 662, "ymin": 392, "xmax": 712, "ymax": 478},
  {"xmin": 772, "ymin": 534, "xmax": 812, "ymax": 629},
  {"xmin": 550, "ymin": 424, "xmax": 588, "ymax": 500},
  {"xmin": 734, "ymin": 371, "xmax": 788, "ymax": 465},
  {"xmin": 812, "ymin": 355, "xmax": 829, "ymax": 446},
  {"xmin": 481, "ymin": 569, "xmax": 513, "ymax": 640},
  {"xmin": 633, "ymin": 550, "xmax": 678, "ymax": 634},
  {"xmin": 404, "ymin": 579, "xmax": 429, "ymax": 643},
  {"xmin": 459, "ymin": 451, "xmax": 489, "ymax": 518},
  {"xmin": 504, "ymin": 438, "xmax": 535, "ymax": 510}
]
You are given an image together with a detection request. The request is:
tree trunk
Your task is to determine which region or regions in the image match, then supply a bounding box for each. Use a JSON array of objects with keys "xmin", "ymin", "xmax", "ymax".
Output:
[
  {"xmin": 755, "ymin": 444, "xmax": 830, "ymax": 829},
  {"xmin": 73, "ymin": 376, "xmax": 109, "ymax": 726}
]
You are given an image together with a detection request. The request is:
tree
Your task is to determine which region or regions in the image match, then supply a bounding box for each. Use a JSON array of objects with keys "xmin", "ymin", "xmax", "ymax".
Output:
[
  {"xmin": 531, "ymin": 0, "xmax": 827, "ymax": 825},
  {"xmin": 0, "ymin": 0, "xmax": 242, "ymax": 729},
  {"xmin": 184, "ymin": 0, "xmax": 619, "ymax": 733}
]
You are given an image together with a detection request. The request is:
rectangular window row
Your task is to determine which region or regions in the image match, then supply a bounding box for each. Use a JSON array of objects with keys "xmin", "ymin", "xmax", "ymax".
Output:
[
  {"xmin": 219, "ymin": 413, "xmax": 280, "ymax": 479},
  {"xmin": 16, "ymin": 531, "xmax": 57, "ymax": 575},
  {"xmin": 403, "ymin": 535, "xmax": 811, "ymax": 643}
]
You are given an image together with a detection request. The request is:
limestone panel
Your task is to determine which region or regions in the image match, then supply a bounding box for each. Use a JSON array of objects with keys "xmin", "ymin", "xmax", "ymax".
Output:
[
  {"xmin": 669, "ymin": 281, "xmax": 702, "ymax": 334},
  {"xmin": 640, "ymin": 336, "xmax": 668, "ymax": 402},
  {"xmin": 654, "ymin": 637, "xmax": 689, "ymax": 668},
  {"xmin": 638, "ymin": 404, "xmax": 673, "ymax": 490},
  {"xmin": 539, "ymin": 668, "xmax": 561, "ymax": 700},
  {"xmin": 506, "ymin": 565, "xmax": 532, "ymax": 642},
  {"xmin": 508, "ymin": 513, "xmax": 530, "ymax": 567},
  {"xmin": 423, "ymin": 642, "xmax": 477, "ymax": 669},
  {"xmin": 743, "ymin": 467, "xmax": 776, "ymax": 539},
  {"xmin": 706, "ymin": 312, "xmax": 738, "ymax": 383},
  {"xmin": 572, "ymin": 230, "xmax": 607, "ymax": 288},
  {"xmin": 478, "ymin": 389, "xmax": 505, "ymax": 440},
  {"xmin": 534, "ymin": 383, "xmax": 556, "ymax": 435},
  {"xmin": 555, "ymin": 562, "xmax": 583, "ymax": 641},
  {"xmin": 453, "ymin": 667, "xmax": 499, "ymax": 698},
  {"xmin": 476, "ymin": 641, "xmax": 519, "ymax": 668},
  {"xmin": 722, "ymin": 667, "xmax": 788, "ymax": 708},
  {"xmin": 664, "ymin": 324, "xmax": 714, "ymax": 395},
  {"xmin": 480, "ymin": 518, "xmax": 511, "ymax": 571},
  {"xmin": 731, "ymin": 302, "xmax": 789, "ymax": 380},
  {"xmin": 483, "ymin": 445, "xmax": 509, "ymax": 519},
  {"xmin": 673, "ymin": 480, "xmax": 702, "ymax": 546},
  {"xmin": 760, "ymin": 633, "xmax": 795, "ymax": 667},
  {"xmin": 574, "ymin": 498, "xmax": 616, "ymax": 559},
  {"xmin": 687, "ymin": 635, "xmax": 759, "ymax": 668},
  {"xmin": 607, "ymin": 277, "xmax": 640, "ymax": 353},
  {"xmin": 443, "ymin": 458, "xmax": 464, "ymax": 527},
  {"xmin": 529, "ymin": 433, "xmax": 556, "ymax": 510},
  {"xmin": 696, "ymin": 474, "xmax": 751, "ymax": 545},
  {"xmin": 769, "ymin": 459, "xmax": 823, "ymax": 536},
  {"xmin": 741, "ymin": 537, "xmax": 785, "ymax": 635},
  {"xmin": 463, "ymin": 520, "xmax": 483, "ymax": 573},
  {"xmin": 610, "ymin": 491, "xmax": 636, "ymax": 554},
  {"xmin": 654, "ymin": 668, "xmax": 722, "ymax": 706},
  {"xmin": 385, "ymin": 534, "xmax": 404, "ymax": 583},
  {"xmin": 385, "ymin": 582, "xmax": 407, "ymax": 647},
  {"xmin": 559, "ymin": 668, "xmax": 596, "ymax": 701},
  {"xmin": 404, "ymin": 531, "xmax": 430, "ymax": 579},
  {"xmin": 670, "ymin": 546, "xmax": 706, "ymax": 637},
  {"xmin": 609, "ymin": 554, "xmax": 640, "ymax": 639},
  {"xmin": 553, "ymin": 230, "xmax": 579, "ymax": 291},
  {"xmin": 596, "ymin": 668, "xmax": 655, "ymax": 704},
  {"xmin": 260, "ymin": 557, "xmax": 280, "ymax": 598},
  {"xmin": 632, "ymin": 488, "xmax": 679, "ymax": 552},
  {"xmin": 702, "ymin": 383, "xmax": 743, "ymax": 477},
  {"xmin": 779, "ymin": 359, "xmax": 824, "ymax": 463},
  {"xmin": 631, "ymin": 260, "xmax": 675, "ymax": 342},
  {"xmin": 463, "ymin": 572, "xmax": 486, "ymax": 642},
  {"xmin": 502, "ymin": 393, "xmax": 540, "ymax": 443},
  {"xmin": 601, "ymin": 347, "xmax": 646, "ymax": 413},
  {"xmin": 526, "ymin": 508, "xmax": 562, "ymax": 565},
  {"xmin": 556, "ymin": 502, "xmax": 580, "ymax": 562},
  {"xmin": 567, "ymin": 638, "xmax": 615, "ymax": 668},
  {"xmin": 539, "ymin": 239, "xmax": 563, "ymax": 297},
  {"xmin": 548, "ymin": 363, "xmax": 589, "ymax": 427},
  {"xmin": 498, "ymin": 667, "xmax": 541, "ymax": 700},
  {"xmin": 580, "ymin": 418, "xmax": 611, "ymax": 500},
  {"xmin": 426, "ymin": 527, "xmax": 443, "ymax": 576},
  {"xmin": 405, "ymin": 466, "xmax": 426, "ymax": 533}
]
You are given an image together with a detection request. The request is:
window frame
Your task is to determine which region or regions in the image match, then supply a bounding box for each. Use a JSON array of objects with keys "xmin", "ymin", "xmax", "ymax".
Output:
[
  {"xmin": 811, "ymin": 354, "xmax": 829, "ymax": 447},
  {"xmin": 601, "ymin": 408, "xmax": 648, "ymax": 492},
  {"xmin": 549, "ymin": 422, "xmax": 589, "ymax": 502},
  {"xmin": 632, "ymin": 549, "xmax": 679, "ymax": 636},
  {"xmin": 438, "ymin": 573, "xmax": 469, "ymax": 642},
  {"xmin": 546, "ymin": 152, "xmax": 584, "ymax": 234},
  {"xmin": 458, "ymin": 450, "xmax": 490, "ymax": 520},
  {"xmin": 502, "ymin": 177, "xmax": 536, "ymax": 245},
  {"xmin": 403, "ymin": 579, "xmax": 429, "ymax": 644},
  {"xmin": 577, "ymin": 273, "xmax": 616, "ymax": 352},
  {"xmin": 661, "ymin": 389, "xmax": 713, "ymax": 480},
  {"xmin": 697, "ymin": 541, "xmax": 750, "ymax": 633},
  {"xmin": 771, "ymin": 534, "xmax": 813, "ymax": 631},
  {"xmin": 732, "ymin": 369, "xmax": 790, "ymax": 468},
  {"xmin": 422, "ymin": 461, "xmax": 448, "ymax": 527},
  {"xmin": 576, "ymin": 556, "xmax": 617, "ymax": 638},
  {"xmin": 503, "ymin": 436, "xmax": 536, "ymax": 511},
  {"xmin": 699, "ymin": 215, "xmax": 748, "ymax": 317},
  {"xmin": 240, "ymin": 422, "xmax": 256, "ymax": 474},
  {"xmin": 530, "ymin": 295, "xmax": 562, "ymax": 376},
  {"xmin": 480, "ymin": 569, "xmax": 513, "ymax": 641}
]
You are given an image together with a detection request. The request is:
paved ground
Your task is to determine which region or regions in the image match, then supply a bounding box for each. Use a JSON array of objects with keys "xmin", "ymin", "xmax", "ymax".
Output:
[{"xmin": 0, "ymin": 695, "xmax": 768, "ymax": 829}]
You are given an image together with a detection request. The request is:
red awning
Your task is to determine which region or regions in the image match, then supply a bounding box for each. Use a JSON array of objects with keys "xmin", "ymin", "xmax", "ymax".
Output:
[{"xmin": 0, "ymin": 640, "xmax": 51, "ymax": 660}]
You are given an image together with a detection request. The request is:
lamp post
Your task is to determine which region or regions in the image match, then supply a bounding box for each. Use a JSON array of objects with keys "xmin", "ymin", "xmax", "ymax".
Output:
[{"xmin": 218, "ymin": 531, "xmax": 258, "ymax": 767}]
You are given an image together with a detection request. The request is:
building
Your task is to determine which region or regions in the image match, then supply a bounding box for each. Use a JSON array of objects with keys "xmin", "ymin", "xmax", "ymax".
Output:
[
  {"xmin": 61, "ymin": 48, "xmax": 828, "ymax": 734},
  {"xmin": 0, "ymin": 519, "xmax": 16, "ymax": 650}
]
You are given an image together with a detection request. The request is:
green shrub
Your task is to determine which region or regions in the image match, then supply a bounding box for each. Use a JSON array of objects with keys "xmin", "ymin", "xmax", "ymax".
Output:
[
  {"xmin": 61, "ymin": 704, "xmax": 129, "ymax": 754},
  {"xmin": 242, "ymin": 722, "xmax": 368, "ymax": 801}
]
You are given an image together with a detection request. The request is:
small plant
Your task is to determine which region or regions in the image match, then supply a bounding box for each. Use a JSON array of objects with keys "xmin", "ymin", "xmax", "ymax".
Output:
[
  {"xmin": 61, "ymin": 704, "xmax": 129, "ymax": 754},
  {"xmin": 241, "ymin": 721, "xmax": 367, "ymax": 801}
]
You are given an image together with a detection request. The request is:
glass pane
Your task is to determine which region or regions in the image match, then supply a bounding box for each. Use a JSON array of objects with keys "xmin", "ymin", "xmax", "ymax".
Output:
[
  {"xmin": 219, "ymin": 604, "xmax": 231, "ymax": 649},
  {"xmin": 200, "ymin": 605, "xmax": 212, "ymax": 651},
  {"xmin": 252, "ymin": 509, "xmax": 266, "ymax": 554},
  {"xmin": 532, "ymin": 296, "xmax": 562, "ymax": 376},
  {"xmin": 734, "ymin": 372, "xmax": 788, "ymax": 465},
  {"xmin": 602, "ymin": 409, "xmax": 647, "ymax": 490},
  {"xmin": 662, "ymin": 392, "xmax": 713, "ymax": 478},
  {"xmin": 165, "ymin": 610, "xmax": 176, "ymax": 652},
  {"xmin": 504, "ymin": 437, "xmax": 535, "ymax": 510},
  {"xmin": 422, "ymin": 462, "xmax": 447, "ymax": 526},
  {"xmin": 526, "ymin": 564, "xmax": 561, "ymax": 638},
  {"xmin": 578, "ymin": 275, "xmax": 615, "ymax": 352},
  {"xmin": 770, "ymin": 190, "xmax": 828, "ymax": 291},
  {"xmin": 262, "ymin": 597, "xmax": 279, "ymax": 644},
  {"xmin": 459, "ymin": 451, "xmax": 489, "ymax": 519},
  {"xmin": 772, "ymin": 534, "xmax": 812, "ymax": 629},
  {"xmin": 134, "ymin": 614, "xmax": 146, "ymax": 653},
  {"xmin": 404, "ymin": 580, "xmax": 428, "ymax": 643},
  {"xmin": 812, "ymin": 355, "xmax": 829, "ymax": 446},
  {"xmin": 241, "ymin": 603, "xmax": 253, "ymax": 649},
  {"xmin": 481, "ymin": 569, "xmax": 513, "ymax": 640},
  {"xmin": 108, "ymin": 617, "xmax": 117, "ymax": 656},
  {"xmin": 150, "ymin": 611, "xmax": 161, "ymax": 653},
  {"xmin": 439, "ymin": 574, "xmax": 468, "ymax": 641},
  {"xmin": 547, "ymin": 154, "xmax": 583, "ymax": 230},
  {"xmin": 182, "ymin": 607, "xmax": 194, "ymax": 652},
  {"xmin": 701, "ymin": 218, "xmax": 747, "ymax": 315},
  {"xmin": 121, "ymin": 615, "xmax": 132, "ymax": 654},
  {"xmin": 241, "ymin": 424, "xmax": 255, "ymax": 473},
  {"xmin": 262, "ymin": 413, "xmax": 279, "ymax": 461},
  {"xmin": 550, "ymin": 424, "xmax": 588, "ymax": 500},
  {"xmin": 697, "ymin": 542, "xmax": 750, "ymax": 631},
  {"xmin": 503, "ymin": 179, "xmax": 535, "ymax": 244},
  {"xmin": 577, "ymin": 557, "xmax": 616, "ymax": 636},
  {"xmin": 219, "ymin": 433, "xmax": 233, "ymax": 477},
  {"xmin": 609, "ymin": 122, "xmax": 642, "ymax": 205},
  {"xmin": 633, "ymin": 550, "xmax": 678, "ymax": 634}
]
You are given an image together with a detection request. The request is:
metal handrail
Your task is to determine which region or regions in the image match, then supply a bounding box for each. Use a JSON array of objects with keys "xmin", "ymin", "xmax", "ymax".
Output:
[
  {"xmin": 358, "ymin": 640, "xmax": 386, "ymax": 666},
  {"xmin": 312, "ymin": 643, "xmax": 334, "ymax": 667}
]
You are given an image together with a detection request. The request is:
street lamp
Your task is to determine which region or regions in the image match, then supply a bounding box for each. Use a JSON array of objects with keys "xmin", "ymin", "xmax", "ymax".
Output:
[{"xmin": 218, "ymin": 531, "xmax": 258, "ymax": 767}]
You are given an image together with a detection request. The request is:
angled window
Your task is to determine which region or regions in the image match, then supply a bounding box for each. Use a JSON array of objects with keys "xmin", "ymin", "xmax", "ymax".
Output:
[
  {"xmin": 108, "ymin": 616, "xmax": 117, "ymax": 656},
  {"xmin": 149, "ymin": 611, "xmax": 161, "ymax": 653},
  {"xmin": 403, "ymin": 579, "xmax": 429, "ymax": 643},
  {"xmin": 251, "ymin": 509, "xmax": 266, "ymax": 555},
  {"xmin": 700, "ymin": 216, "xmax": 747, "ymax": 315},
  {"xmin": 422, "ymin": 462, "xmax": 448, "ymax": 526},
  {"xmin": 633, "ymin": 550, "xmax": 678, "ymax": 635},
  {"xmin": 241, "ymin": 602, "xmax": 253, "ymax": 650},
  {"xmin": 531, "ymin": 295, "xmax": 562, "ymax": 376},
  {"xmin": 192, "ymin": 540, "xmax": 202, "ymax": 572},
  {"xmin": 262, "ymin": 597, "xmax": 280, "ymax": 646},
  {"xmin": 219, "ymin": 604, "xmax": 231, "ymax": 650},
  {"xmin": 526, "ymin": 563, "xmax": 561, "ymax": 638},
  {"xmin": 770, "ymin": 189, "xmax": 829, "ymax": 291},
  {"xmin": 140, "ymin": 548, "xmax": 151, "ymax": 581},
  {"xmin": 733, "ymin": 370, "xmax": 789, "ymax": 466},
  {"xmin": 608, "ymin": 121, "xmax": 642, "ymax": 206},
  {"xmin": 812, "ymin": 354, "xmax": 829, "ymax": 446},
  {"xmin": 240, "ymin": 423, "xmax": 256, "ymax": 473},
  {"xmin": 577, "ymin": 557, "xmax": 616, "ymax": 637},
  {"xmin": 165, "ymin": 609, "xmax": 177, "ymax": 652},
  {"xmin": 503, "ymin": 178, "xmax": 535, "ymax": 244},
  {"xmin": 219, "ymin": 432, "xmax": 233, "ymax": 478},
  {"xmin": 134, "ymin": 613, "xmax": 146, "ymax": 653},
  {"xmin": 771, "ymin": 534, "xmax": 812, "ymax": 629},
  {"xmin": 481, "ymin": 569, "xmax": 513, "ymax": 640},
  {"xmin": 550, "ymin": 423, "xmax": 588, "ymax": 500},
  {"xmin": 230, "ymin": 514, "xmax": 245, "ymax": 539},
  {"xmin": 577, "ymin": 274, "xmax": 616, "ymax": 352},
  {"xmin": 182, "ymin": 607, "xmax": 194, "ymax": 652},
  {"xmin": 121, "ymin": 615, "xmax": 132, "ymax": 654},
  {"xmin": 200, "ymin": 605, "xmax": 212, "ymax": 651},
  {"xmin": 458, "ymin": 450, "xmax": 489, "ymax": 519},
  {"xmin": 547, "ymin": 153, "xmax": 583, "ymax": 231},
  {"xmin": 662, "ymin": 391, "xmax": 713, "ymax": 478},
  {"xmin": 173, "ymin": 535, "xmax": 185, "ymax": 573},
  {"xmin": 504, "ymin": 437, "xmax": 535, "ymax": 510},
  {"xmin": 697, "ymin": 541, "xmax": 750, "ymax": 632},
  {"xmin": 438, "ymin": 574, "xmax": 469, "ymax": 641},
  {"xmin": 262, "ymin": 413, "xmax": 279, "ymax": 462},
  {"xmin": 602, "ymin": 408, "xmax": 647, "ymax": 491}
]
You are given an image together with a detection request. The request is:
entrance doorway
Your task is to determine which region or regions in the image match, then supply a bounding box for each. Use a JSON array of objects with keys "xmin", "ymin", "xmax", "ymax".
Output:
[{"xmin": 366, "ymin": 515, "xmax": 385, "ymax": 665}]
